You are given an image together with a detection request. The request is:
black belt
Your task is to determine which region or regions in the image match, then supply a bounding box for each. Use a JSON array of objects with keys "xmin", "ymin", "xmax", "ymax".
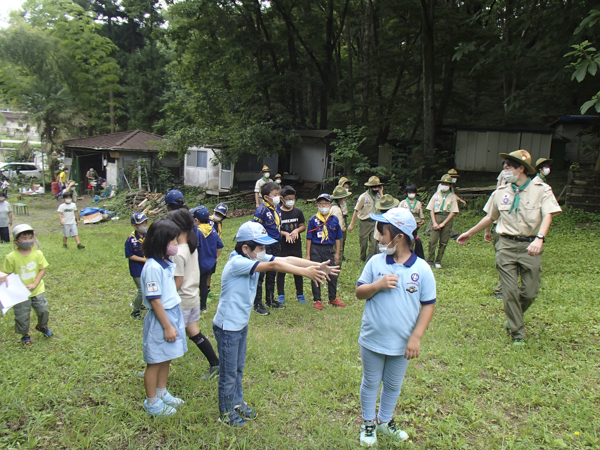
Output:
[{"xmin": 501, "ymin": 235, "xmax": 536, "ymax": 243}]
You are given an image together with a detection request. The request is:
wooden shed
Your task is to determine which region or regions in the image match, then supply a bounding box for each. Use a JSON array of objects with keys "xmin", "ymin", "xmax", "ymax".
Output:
[{"xmin": 453, "ymin": 126, "xmax": 552, "ymax": 173}]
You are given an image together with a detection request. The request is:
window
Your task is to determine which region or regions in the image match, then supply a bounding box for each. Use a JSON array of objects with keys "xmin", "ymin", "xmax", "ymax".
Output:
[{"xmin": 187, "ymin": 150, "xmax": 208, "ymax": 168}]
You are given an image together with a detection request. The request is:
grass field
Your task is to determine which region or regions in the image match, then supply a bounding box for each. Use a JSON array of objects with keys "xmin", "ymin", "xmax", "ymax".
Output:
[{"xmin": 1, "ymin": 194, "xmax": 599, "ymax": 449}]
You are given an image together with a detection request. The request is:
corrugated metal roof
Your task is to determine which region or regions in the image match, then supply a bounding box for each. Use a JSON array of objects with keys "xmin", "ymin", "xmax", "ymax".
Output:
[{"xmin": 62, "ymin": 130, "xmax": 165, "ymax": 151}]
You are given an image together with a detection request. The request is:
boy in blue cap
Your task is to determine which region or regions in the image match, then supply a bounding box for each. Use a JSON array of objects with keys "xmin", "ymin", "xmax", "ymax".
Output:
[
  {"xmin": 192, "ymin": 206, "xmax": 224, "ymax": 312},
  {"xmin": 252, "ymin": 182, "xmax": 283, "ymax": 315},
  {"xmin": 125, "ymin": 212, "xmax": 149, "ymax": 320},
  {"xmin": 306, "ymin": 193, "xmax": 345, "ymax": 310},
  {"xmin": 164, "ymin": 189, "xmax": 187, "ymax": 211},
  {"xmin": 213, "ymin": 221, "xmax": 338, "ymax": 427}
]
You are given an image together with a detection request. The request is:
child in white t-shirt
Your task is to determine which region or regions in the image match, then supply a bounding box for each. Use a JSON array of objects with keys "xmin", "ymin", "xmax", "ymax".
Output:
[{"xmin": 57, "ymin": 192, "xmax": 84, "ymax": 249}]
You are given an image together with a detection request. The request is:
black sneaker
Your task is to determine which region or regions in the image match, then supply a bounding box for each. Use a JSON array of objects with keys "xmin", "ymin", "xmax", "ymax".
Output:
[
  {"xmin": 140, "ymin": 304, "xmax": 149, "ymax": 311},
  {"xmin": 77, "ymin": 243, "xmax": 85, "ymax": 249},
  {"xmin": 218, "ymin": 410, "xmax": 247, "ymax": 428},
  {"xmin": 254, "ymin": 304, "xmax": 270, "ymax": 316},
  {"xmin": 131, "ymin": 311, "xmax": 142, "ymax": 320},
  {"xmin": 234, "ymin": 402, "xmax": 258, "ymax": 420},
  {"xmin": 63, "ymin": 244, "xmax": 68, "ymax": 249},
  {"xmin": 267, "ymin": 301, "xmax": 285, "ymax": 309}
]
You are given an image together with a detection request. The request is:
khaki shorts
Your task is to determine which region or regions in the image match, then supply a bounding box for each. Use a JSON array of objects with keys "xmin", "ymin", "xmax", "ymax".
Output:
[{"xmin": 182, "ymin": 306, "xmax": 200, "ymax": 325}]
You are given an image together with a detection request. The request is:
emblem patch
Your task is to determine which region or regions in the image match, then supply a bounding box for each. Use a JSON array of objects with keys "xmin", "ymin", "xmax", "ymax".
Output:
[
  {"xmin": 146, "ymin": 282, "xmax": 158, "ymax": 293},
  {"xmin": 406, "ymin": 286, "xmax": 418, "ymax": 293},
  {"xmin": 411, "ymin": 273, "xmax": 419, "ymax": 281}
]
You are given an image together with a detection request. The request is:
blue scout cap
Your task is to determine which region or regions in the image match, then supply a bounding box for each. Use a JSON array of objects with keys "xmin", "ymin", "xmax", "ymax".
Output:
[
  {"xmin": 316, "ymin": 193, "xmax": 332, "ymax": 202},
  {"xmin": 214, "ymin": 203, "xmax": 228, "ymax": 216},
  {"xmin": 131, "ymin": 212, "xmax": 148, "ymax": 225},
  {"xmin": 192, "ymin": 205, "xmax": 210, "ymax": 222},
  {"xmin": 163, "ymin": 189, "xmax": 185, "ymax": 206},
  {"xmin": 236, "ymin": 221, "xmax": 277, "ymax": 245},
  {"xmin": 370, "ymin": 207, "xmax": 417, "ymax": 240}
]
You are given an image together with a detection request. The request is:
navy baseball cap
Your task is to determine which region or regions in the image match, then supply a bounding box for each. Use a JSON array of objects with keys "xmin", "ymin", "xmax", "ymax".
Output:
[
  {"xmin": 131, "ymin": 212, "xmax": 148, "ymax": 225},
  {"xmin": 163, "ymin": 189, "xmax": 185, "ymax": 206},
  {"xmin": 214, "ymin": 203, "xmax": 228, "ymax": 216},
  {"xmin": 235, "ymin": 222, "xmax": 277, "ymax": 245},
  {"xmin": 316, "ymin": 193, "xmax": 332, "ymax": 202},
  {"xmin": 192, "ymin": 205, "xmax": 210, "ymax": 222}
]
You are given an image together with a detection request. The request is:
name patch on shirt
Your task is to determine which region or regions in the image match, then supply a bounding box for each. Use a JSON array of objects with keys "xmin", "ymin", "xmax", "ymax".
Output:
[{"xmin": 146, "ymin": 281, "xmax": 158, "ymax": 292}]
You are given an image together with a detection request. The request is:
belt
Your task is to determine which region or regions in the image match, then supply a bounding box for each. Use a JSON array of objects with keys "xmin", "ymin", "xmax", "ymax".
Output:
[{"xmin": 501, "ymin": 235, "xmax": 536, "ymax": 243}]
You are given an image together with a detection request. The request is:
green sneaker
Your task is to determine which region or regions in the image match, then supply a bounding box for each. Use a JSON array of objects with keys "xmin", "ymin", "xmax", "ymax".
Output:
[
  {"xmin": 376, "ymin": 419, "xmax": 409, "ymax": 441},
  {"xmin": 360, "ymin": 421, "xmax": 377, "ymax": 447}
]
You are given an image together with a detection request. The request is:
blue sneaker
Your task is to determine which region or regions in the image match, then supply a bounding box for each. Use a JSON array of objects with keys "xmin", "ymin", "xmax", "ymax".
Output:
[
  {"xmin": 219, "ymin": 410, "xmax": 247, "ymax": 428},
  {"xmin": 277, "ymin": 294, "xmax": 285, "ymax": 304},
  {"xmin": 143, "ymin": 398, "xmax": 177, "ymax": 417},
  {"xmin": 234, "ymin": 402, "xmax": 258, "ymax": 420},
  {"xmin": 160, "ymin": 391, "xmax": 184, "ymax": 408},
  {"xmin": 297, "ymin": 294, "xmax": 307, "ymax": 304},
  {"xmin": 35, "ymin": 325, "xmax": 53, "ymax": 337}
]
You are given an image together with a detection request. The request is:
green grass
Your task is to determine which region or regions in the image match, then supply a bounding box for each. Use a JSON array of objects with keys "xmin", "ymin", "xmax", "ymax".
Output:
[{"xmin": 1, "ymin": 195, "xmax": 599, "ymax": 449}]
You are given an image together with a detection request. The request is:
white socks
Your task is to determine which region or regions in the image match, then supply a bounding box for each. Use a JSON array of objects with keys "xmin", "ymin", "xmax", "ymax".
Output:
[{"xmin": 156, "ymin": 388, "xmax": 166, "ymax": 398}]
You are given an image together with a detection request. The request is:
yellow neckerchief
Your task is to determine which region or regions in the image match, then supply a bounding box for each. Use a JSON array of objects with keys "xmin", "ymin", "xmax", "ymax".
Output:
[
  {"xmin": 131, "ymin": 230, "xmax": 145, "ymax": 245},
  {"xmin": 315, "ymin": 211, "xmax": 332, "ymax": 243},
  {"xmin": 198, "ymin": 223, "xmax": 213, "ymax": 238},
  {"xmin": 265, "ymin": 202, "xmax": 281, "ymax": 230},
  {"xmin": 210, "ymin": 215, "xmax": 223, "ymax": 238}
]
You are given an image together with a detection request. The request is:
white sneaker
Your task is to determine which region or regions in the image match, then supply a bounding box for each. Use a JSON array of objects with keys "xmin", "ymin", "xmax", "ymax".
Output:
[
  {"xmin": 434, "ymin": 263, "xmax": 442, "ymax": 269},
  {"xmin": 376, "ymin": 419, "xmax": 409, "ymax": 441},
  {"xmin": 360, "ymin": 421, "xmax": 377, "ymax": 447}
]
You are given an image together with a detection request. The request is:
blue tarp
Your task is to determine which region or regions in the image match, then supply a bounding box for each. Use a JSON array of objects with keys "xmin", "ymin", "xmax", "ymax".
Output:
[{"xmin": 79, "ymin": 207, "xmax": 115, "ymax": 218}]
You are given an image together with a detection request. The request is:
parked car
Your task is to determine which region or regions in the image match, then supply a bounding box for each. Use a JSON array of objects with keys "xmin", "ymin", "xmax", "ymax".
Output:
[{"xmin": 0, "ymin": 162, "xmax": 43, "ymax": 180}]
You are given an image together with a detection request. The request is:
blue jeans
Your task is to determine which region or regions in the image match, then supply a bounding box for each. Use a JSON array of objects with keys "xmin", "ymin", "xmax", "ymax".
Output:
[{"xmin": 213, "ymin": 323, "xmax": 248, "ymax": 413}]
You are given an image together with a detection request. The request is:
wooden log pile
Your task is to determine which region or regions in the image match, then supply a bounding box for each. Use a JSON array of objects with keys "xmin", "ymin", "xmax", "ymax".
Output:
[{"xmin": 125, "ymin": 190, "xmax": 168, "ymax": 217}]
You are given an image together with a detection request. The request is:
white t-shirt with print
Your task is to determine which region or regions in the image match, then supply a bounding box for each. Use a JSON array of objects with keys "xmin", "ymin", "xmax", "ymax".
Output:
[{"xmin": 57, "ymin": 202, "xmax": 78, "ymax": 225}]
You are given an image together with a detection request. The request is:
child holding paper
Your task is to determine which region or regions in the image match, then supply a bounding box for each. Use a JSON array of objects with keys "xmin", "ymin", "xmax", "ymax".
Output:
[{"xmin": 1, "ymin": 224, "xmax": 51, "ymax": 345}]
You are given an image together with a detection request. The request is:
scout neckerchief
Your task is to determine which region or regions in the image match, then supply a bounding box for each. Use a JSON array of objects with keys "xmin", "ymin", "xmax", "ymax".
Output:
[
  {"xmin": 312, "ymin": 211, "xmax": 332, "ymax": 243},
  {"xmin": 261, "ymin": 176, "xmax": 269, "ymax": 182},
  {"xmin": 209, "ymin": 215, "xmax": 223, "ymax": 238},
  {"xmin": 265, "ymin": 202, "xmax": 281, "ymax": 230},
  {"xmin": 536, "ymin": 173, "xmax": 546, "ymax": 183},
  {"xmin": 198, "ymin": 223, "xmax": 213, "ymax": 238},
  {"xmin": 440, "ymin": 191, "xmax": 451, "ymax": 212},
  {"xmin": 509, "ymin": 177, "xmax": 531, "ymax": 215},
  {"xmin": 131, "ymin": 230, "xmax": 145, "ymax": 244},
  {"xmin": 405, "ymin": 197, "xmax": 418, "ymax": 213},
  {"xmin": 366, "ymin": 189, "xmax": 377, "ymax": 205}
]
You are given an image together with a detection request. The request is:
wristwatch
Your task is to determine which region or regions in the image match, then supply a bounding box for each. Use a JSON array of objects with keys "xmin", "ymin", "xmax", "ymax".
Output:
[{"xmin": 536, "ymin": 234, "xmax": 545, "ymax": 242}]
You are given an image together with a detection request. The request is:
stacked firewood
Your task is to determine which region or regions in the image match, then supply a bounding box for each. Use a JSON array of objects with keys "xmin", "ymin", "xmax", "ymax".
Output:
[{"xmin": 125, "ymin": 191, "xmax": 168, "ymax": 217}]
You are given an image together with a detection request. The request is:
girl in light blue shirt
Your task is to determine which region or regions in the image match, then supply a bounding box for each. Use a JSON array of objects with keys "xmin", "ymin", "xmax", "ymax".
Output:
[{"xmin": 355, "ymin": 208, "xmax": 436, "ymax": 447}]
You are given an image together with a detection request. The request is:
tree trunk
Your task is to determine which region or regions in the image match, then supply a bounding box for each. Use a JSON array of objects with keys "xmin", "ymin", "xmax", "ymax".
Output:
[
  {"xmin": 109, "ymin": 88, "xmax": 115, "ymax": 133},
  {"xmin": 345, "ymin": 17, "xmax": 355, "ymax": 123},
  {"xmin": 421, "ymin": 0, "xmax": 436, "ymax": 158}
]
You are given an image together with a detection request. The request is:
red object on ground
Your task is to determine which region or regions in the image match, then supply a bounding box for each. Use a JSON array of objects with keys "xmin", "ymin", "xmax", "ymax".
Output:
[{"xmin": 51, "ymin": 182, "xmax": 60, "ymax": 195}]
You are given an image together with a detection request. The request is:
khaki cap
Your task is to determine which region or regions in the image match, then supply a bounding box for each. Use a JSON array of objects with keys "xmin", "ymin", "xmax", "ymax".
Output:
[
  {"xmin": 376, "ymin": 194, "xmax": 400, "ymax": 211},
  {"xmin": 447, "ymin": 168, "xmax": 460, "ymax": 177},
  {"xmin": 535, "ymin": 158, "xmax": 553, "ymax": 170},
  {"xmin": 261, "ymin": 165, "xmax": 270, "ymax": 172},
  {"xmin": 499, "ymin": 149, "xmax": 536, "ymax": 175},
  {"xmin": 364, "ymin": 176, "xmax": 382, "ymax": 187},
  {"xmin": 332, "ymin": 185, "xmax": 351, "ymax": 199},
  {"xmin": 338, "ymin": 176, "xmax": 349, "ymax": 185},
  {"xmin": 437, "ymin": 174, "xmax": 454, "ymax": 183}
]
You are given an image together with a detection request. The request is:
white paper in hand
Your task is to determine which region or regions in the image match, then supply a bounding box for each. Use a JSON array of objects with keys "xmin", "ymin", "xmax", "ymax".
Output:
[{"xmin": 0, "ymin": 274, "xmax": 31, "ymax": 314}]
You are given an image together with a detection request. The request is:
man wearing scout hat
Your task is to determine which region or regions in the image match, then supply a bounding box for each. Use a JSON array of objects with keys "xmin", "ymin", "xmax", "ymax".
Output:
[
  {"xmin": 348, "ymin": 176, "xmax": 383, "ymax": 262},
  {"xmin": 372, "ymin": 194, "xmax": 400, "ymax": 243},
  {"xmin": 337, "ymin": 177, "xmax": 352, "ymax": 217},
  {"xmin": 331, "ymin": 185, "xmax": 352, "ymax": 265},
  {"xmin": 426, "ymin": 174, "xmax": 460, "ymax": 268},
  {"xmin": 254, "ymin": 165, "xmax": 273, "ymax": 208},
  {"xmin": 457, "ymin": 150, "xmax": 562, "ymax": 346},
  {"xmin": 534, "ymin": 158, "xmax": 553, "ymax": 184}
]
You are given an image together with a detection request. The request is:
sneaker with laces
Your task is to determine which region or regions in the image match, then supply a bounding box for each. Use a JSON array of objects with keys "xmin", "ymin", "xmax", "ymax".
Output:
[
  {"xmin": 329, "ymin": 296, "xmax": 345, "ymax": 307},
  {"xmin": 297, "ymin": 294, "xmax": 307, "ymax": 303},
  {"xmin": 201, "ymin": 365, "xmax": 220, "ymax": 381},
  {"xmin": 140, "ymin": 304, "xmax": 149, "ymax": 311},
  {"xmin": 77, "ymin": 243, "xmax": 85, "ymax": 249},
  {"xmin": 160, "ymin": 391, "xmax": 184, "ymax": 408},
  {"xmin": 267, "ymin": 300, "xmax": 285, "ymax": 309},
  {"xmin": 21, "ymin": 335, "xmax": 31, "ymax": 345},
  {"xmin": 143, "ymin": 398, "xmax": 177, "ymax": 417},
  {"xmin": 277, "ymin": 294, "xmax": 285, "ymax": 304},
  {"xmin": 254, "ymin": 304, "xmax": 270, "ymax": 315},
  {"xmin": 35, "ymin": 324, "xmax": 53, "ymax": 337},
  {"xmin": 234, "ymin": 402, "xmax": 258, "ymax": 420},
  {"xmin": 313, "ymin": 301, "xmax": 324, "ymax": 310},
  {"xmin": 218, "ymin": 410, "xmax": 247, "ymax": 428},
  {"xmin": 360, "ymin": 421, "xmax": 377, "ymax": 447},
  {"xmin": 376, "ymin": 419, "xmax": 409, "ymax": 441},
  {"xmin": 131, "ymin": 311, "xmax": 142, "ymax": 320}
]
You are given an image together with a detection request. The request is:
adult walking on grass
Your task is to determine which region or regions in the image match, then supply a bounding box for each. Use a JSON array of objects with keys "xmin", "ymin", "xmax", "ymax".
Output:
[
  {"xmin": 457, "ymin": 150, "xmax": 562, "ymax": 346},
  {"xmin": 426, "ymin": 174, "xmax": 459, "ymax": 268},
  {"xmin": 348, "ymin": 176, "xmax": 383, "ymax": 262}
]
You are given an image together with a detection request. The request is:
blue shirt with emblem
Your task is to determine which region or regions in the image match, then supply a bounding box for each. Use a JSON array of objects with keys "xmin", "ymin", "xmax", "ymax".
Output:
[
  {"xmin": 124, "ymin": 230, "xmax": 146, "ymax": 278},
  {"xmin": 213, "ymin": 250, "xmax": 275, "ymax": 331},
  {"xmin": 141, "ymin": 257, "xmax": 181, "ymax": 310},
  {"xmin": 195, "ymin": 227, "xmax": 224, "ymax": 273},
  {"xmin": 306, "ymin": 214, "xmax": 343, "ymax": 245},
  {"xmin": 357, "ymin": 251, "xmax": 436, "ymax": 355},
  {"xmin": 253, "ymin": 204, "xmax": 281, "ymax": 240}
]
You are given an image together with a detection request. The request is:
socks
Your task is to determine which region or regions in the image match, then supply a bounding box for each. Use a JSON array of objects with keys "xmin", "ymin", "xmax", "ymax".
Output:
[
  {"xmin": 146, "ymin": 396, "xmax": 159, "ymax": 406},
  {"xmin": 189, "ymin": 332, "xmax": 219, "ymax": 367},
  {"xmin": 156, "ymin": 388, "xmax": 166, "ymax": 399}
]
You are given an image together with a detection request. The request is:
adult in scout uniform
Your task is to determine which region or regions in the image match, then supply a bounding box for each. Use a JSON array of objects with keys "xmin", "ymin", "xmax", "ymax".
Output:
[
  {"xmin": 348, "ymin": 176, "xmax": 383, "ymax": 262},
  {"xmin": 399, "ymin": 185, "xmax": 425, "ymax": 228},
  {"xmin": 254, "ymin": 165, "xmax": 273, "ymax": 208},
  {"xmin": 446, "ymin": 169, "xmax": 467, "ymax": 239},
  {"xmin": 274, "ymin": 174, "xmax": 283, "ymax": 185},
  {"xmin": 331, "ymin": 185, "xmax": 352, "ymax": 264},
  {"xmin": 426, "ymin": 174, "xmax": 459, "ymax": 268},
  {"xmin": 534, "ymin": 158, "xmax": 553, "ymax": 185},
  {"xmin": 457, "ymin": 150, "xmax": 562, "ymax": 345},
  {"xmin": 372, "ymin": 194, "xmax": 400, "ymax": 243}
]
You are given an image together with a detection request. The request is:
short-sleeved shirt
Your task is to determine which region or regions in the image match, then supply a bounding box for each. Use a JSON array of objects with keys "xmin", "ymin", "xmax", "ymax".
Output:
[
  {"xmin": 196, "ymin": 227, "xmax": 224, "ymax": 273},
  {"xmin": 306, "ymin": 214, "xmax": 343, "ymax": 245},
  {"xmin": 399, "ymin": 199, "xmax": 425, "ymax": 222},
  {"xmin": 253, "ymin": 204, "xmax": 281, "ymax": 240},
  {"xmin": 141, "ymin": 258, "xmax": 181, "ymax": 310},
  {"xmin": 124, "ymin": 230, "xmax": 146, "ymax": 278},
  {"xmin": 426, "ymin": 191, "xmax": 459, "ymax": 214},
  {"xmin": 173, "ymin": 243, "xmax": 200, "ymax": 310},
  {"xmin": 357, "ymin": 251, "xmax": 436, "ymax": 355},
  {"xmin": 213, "ymin": 250, "xmax": 275, "ymax": 331},
  {"xmin": 57, "ymin": 202, "xmax": 78, "ymax": 225},
  {"xmin": 0, "ymin": 201, "xmax": 11, "ymax": 227},
  {"xmin": 254, "ymin": 177, "xmax": 273, "ymax": 193},
  {"xmin": 486, "ymin": 177, "xmax": 562, "ymax": 237},
  {"xmin": 57, "ymin": 171, "xmax": 67, "ymax": 183},
  {"xmin": 331, "ymin": 204, "xmax": 345, "ymax": 230},
  {"xmin": 355, "ymin": 191, "xmax": 380, "ymax": 221},
  {"xmin": 2, "ymin": 249, "xmax": 49, "ymax": 297},
  {"xmin": 280, "ymin": 207, "xmax": 305, "ymax": 251},
  {"xmin": 338, "ymin": 198, "xmax": 349, "ymax": 216}
]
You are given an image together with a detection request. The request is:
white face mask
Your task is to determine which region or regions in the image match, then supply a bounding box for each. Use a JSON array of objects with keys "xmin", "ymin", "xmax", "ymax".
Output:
[
  {"xmin": 502, "ymin": 170, "xmax": 519, "ymax": 184},
  {"xmin": 378, "ymin": 237, "xmax": 399, "ymax": 255},
  {"xmin": 318, "ymin": 207, "xmax": 331, "ymax": 215},
  {"xmin": 65, "ymin": 199, "xmax": 73, "ymax": 203},
  {"xmin": 451, "ymin": 177, "xmax": 458, "ymax": 183},
  {"xmin": 407, "ymin": 193, "xmax": 416, "ymax": 199},
  {"xmin": 263, "ymin": 172, "xmax": 270, "ymax": 178},
  {"xmin": 541, "ymin": 167, "xmax": 551, "ymax": 176},
  {"xmin": 275, "ymin": 179, "xmax": 282, "ymax": 184},
  {"xmin": 440, "ymin": 185, "xmax": 450, "ymax": 192},
  {"xmin": 251, "ymin": 249, "xmax": 267, "ymax": 261},
  {"xmin": 344, "ymin": 188, "xmax": 349, "ymax": 192},
  {"xmin": 284, "ymin": 199, "xmax": 295, "ymax": 208},
  {"xmin": 137, "ymin": 226, "xmax": 148, "ymax": 234},
  {"xmin": 212, "ymin": 215, "xmax": 222, "ymax": 222},
  {"xmin": 270, "ymin": 195, "xmax": 280, "ymax": 205}
]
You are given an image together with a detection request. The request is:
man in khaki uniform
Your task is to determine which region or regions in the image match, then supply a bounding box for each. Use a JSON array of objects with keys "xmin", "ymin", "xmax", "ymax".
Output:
[
  {"xmin": 348, "ymin": 176, "xmax": 382, "ymax": 262},
  {"xmin": 534, "ymin": 158, "xmax": 553, "ymax": 185},
  {"xmin": 426, "ymin": 174, "xmax": 460, "ymax": 268},
  {"xmin": 372, "ymin": 194, "xmax": 399, "ymax": 242},
  {"xmin": 399, "ymin": 185, "xmax": 425, "ymax": 228},
  {"xmin": 458, "ymin": 150, "xmax": 562, "ymax": 345},
  {"xmin": 331, "ymin": 185, "xmax": 351, "ymax": 265},
  {"xmin": 254, "ymin": 165, "xmax": 273, "ymax": 207}
]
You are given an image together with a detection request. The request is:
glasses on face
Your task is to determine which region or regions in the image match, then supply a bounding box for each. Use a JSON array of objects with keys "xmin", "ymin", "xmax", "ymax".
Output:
[
  {"xmin": 316, "ymin": 202, "xmax": 330, "ymax": 207},
  {"xmin": 284, "ymin": 197, "xmax": 295, "ymax": 202}
]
